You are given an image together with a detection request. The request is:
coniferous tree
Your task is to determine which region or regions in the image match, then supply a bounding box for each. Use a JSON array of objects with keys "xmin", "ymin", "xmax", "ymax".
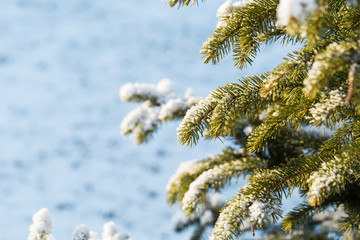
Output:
[{"xmin": 121, "ymin": 0, "xmax": 360, "ymax": 239}]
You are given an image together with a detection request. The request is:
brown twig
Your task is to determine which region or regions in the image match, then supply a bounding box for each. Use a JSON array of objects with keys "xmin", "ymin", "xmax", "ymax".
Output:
[
  {"xmin": 251, "ymin": 221, "xmax": 255, "ymax": 237},
  {"xmin": 345, "ymin": 63, "xmax": 357, "ymax": 105}
]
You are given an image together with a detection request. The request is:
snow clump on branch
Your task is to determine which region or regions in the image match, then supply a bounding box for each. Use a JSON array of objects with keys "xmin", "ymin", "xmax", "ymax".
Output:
[
  {"xmin": 307, "ymin": 158, "xmax": 346, "ymax": 206},
  {"xmin": 277, "ymin": 0, "xmax": 317, "ymax": 35},
  {"xmin": 159, "ymin": 98, "xmax": 188, "ymax": 121},
  {"xmin": 28, "ymin": 208, "xmax": 55, "ymax": 240},
  {"xmin": 216, "ymin": 0, "xmax": 250, "ymax": 27},
  {"xmin": 307, "ymin": 89, "xmax": 345, "ymax": 124},
  {"xmin": 181, "ymin": 160, "xmax": 249, "ymax": 214},
  {"xmin": 166, "ymin": 160, "xmax": 199, "ymax": 196},
  {"xmin": 73, "ymin": 225, "xmax": 90, "ymax": 240},
  {"xmin": 102, "ymin": 222, "xmax": 131, "ymax": 240},
  {"xmin": 277, "ymin": 0, "xmax": 317, "ymax": 26},
  {"xmin": 119, "ymin": 79, "xmax": 201, "ymax": 144},
  {"xmin": 249, "ymin": 200, "xmax": 281, "ymax": 226},
  {"xmin": 119, "ymin": 78, "xmax": 175, "ymax": 104}
]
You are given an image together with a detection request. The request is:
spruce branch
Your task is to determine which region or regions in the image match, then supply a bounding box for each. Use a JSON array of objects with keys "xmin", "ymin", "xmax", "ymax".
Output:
[
  {"xmin": 207, "ymin": 74, "xmax": 265, "ymax": 138},
  {"xmin": 282, "ymin": 202, "xmax": 319, "ymax": 232},
  {"xmin": 181, "ymin": 156, "xmax": 267, "ymax": 216},
  {"xmin": 260, "ymin": 49, "xmax": 311, "ymax": 100},
  {"xmin": 320, "ymin": 120, "xmax": 360, "ymax": 153},
  {"xmin": 177, "ymin": 95, "xmax": 217, "ymax": 146},
  {"xmin": 247, "ymin": 103, "xmax": 310, "ymax": 153},
  {"xmin": 167, "ymin": 0, "xmax": 202, "ymax": 8},
  {"xmin": 209, "ymin": 152, "xmax": 328, "ymax": 240},
  {"xmin": 303, "ymin": 39, "xmax": 360, "ymax": 98},
  {"xmin": 166, "ymin": 147, "xmax": 247, "ymax": 205},
  {"xmin": 201, "ymin": 0, "xmax": 279, "ymax": 68}
]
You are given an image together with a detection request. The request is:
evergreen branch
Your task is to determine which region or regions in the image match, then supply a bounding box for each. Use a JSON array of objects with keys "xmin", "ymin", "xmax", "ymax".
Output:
[
  {"xmin": 283, "ymin": 199, "xmax": 346, "ymax": 233},
  {"xmin": 265, "ymin": 127, "xmax": 329, "ymax": 166},
  {"xmin": 120, "ymin": 79, "xmax": 201, "ymax": 144},
  {"xmin": 282, "ymin": 202, "xmax": 318, "ymax": 232},
  {"xmin": 212, "ymin": 141, "xmax": 360, "ymax": 238},
  {"xmin": 260, "ymin": 49, "xmax": 311, "ymax": 100},
  {"xmin": 340, "ymin": 211, "xmax": 360, "ymax": 233},
  {"xmin": 305, "ymin": 87, "xmax": 349, "ymax": 129},
  {"xmin": 119, "ymin": 79, "xmax": 175, "ymax": 106},
  {"xmin": 167, "ymin": 0, "xmax": 202, "ymax": 8},
  {"xmin": 340, "ymin": 202, "xmax": 360, "ymax": 233},
  {"xmin": 210, "ymin": 151, "xmax": 329, "ymax": 240},
  {"xmin": 210, "ymin": 194, "xmax": 282, "ymax": 240},
  {"xmin": 201, "ymin": 0, "xmax": 279, "ymax": 67},
  {"xmin": 166, "ymin": 147, "xmax": 247, "ymax": 205},
  {"xmin": 207, "ymin": 74, "xmax": 265, "ymax": 138},
  {"xmin": 306, "ymin": 0, "xmax": 326, "ymax": 46},
  {"xmin": 120, "ymin": 104, "xmax": 160, "ymax": 144},
  {"xmin": 201, "ymin": 23, "xmax": 240, "ymax": 65},
  {"xmin": 320, "ymin": 120, "xmax": 360, "ymax": 153},
  {"xmin": 181, "ymin": 156, "xmax": 267, "ymax": 215},
  {"xmin": 339, "ymin": 4, "xmax": 360, "ymax": 33},
  {"xmin": 177, "ymin": 95, "xmax": 217, "ymax": 146},
  {"xmin": 247, "ymin": 102, "xmax": 310, "ymax": 153},
  {"xmin": 244, "ymin": 156, "xmax": 320, "ymax": 199},
  {"xmin": 306, "ymin": 141, "xmax": 360, "ymax": 207},
  {"xmin": 303, "ymin": 39, "xmax": 359, "ymax": 98}
]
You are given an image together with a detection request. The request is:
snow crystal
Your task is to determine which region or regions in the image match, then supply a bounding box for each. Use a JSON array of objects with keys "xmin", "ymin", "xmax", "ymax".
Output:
[
  {"xmin": 261, "ymin": 72, "xmax": 280, "ymax": 98},
  {"xmin": 73, "ymin": 224, "xmax": 90, "ymax": 240},
  {"xmin": 249, "ymin": 200, "xmax": 267, "ymax": 223},
  {"xmin": 28, "ymin": 208, "xmax": 54, "ymax": 240},
  {"xmin": 119, "ymin": 82, "xmax": 156, "ymax": 102},
  {"xmin": 233, "ymin": 1, "xmax": 248, "ymax": 8},
  {"xmin": 121, "ymin": 79, "xmax": 202, "ymax": 143},
  {"xmin": 277, "ymin": 0, "xmax": 317, "ymax": 26}
]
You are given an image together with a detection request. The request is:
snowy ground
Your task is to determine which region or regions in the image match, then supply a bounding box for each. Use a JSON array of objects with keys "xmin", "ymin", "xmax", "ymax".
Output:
[{"xmin": 0, "ymin": 1, "xmax": 297, "ymax": 239}]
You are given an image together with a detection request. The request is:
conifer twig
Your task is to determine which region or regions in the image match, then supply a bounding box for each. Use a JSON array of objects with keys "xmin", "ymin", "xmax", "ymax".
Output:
[
  {"xmin": 345, "ymin": 62, "xmax": 358, "ymax": 105},
  {"xmin": 251, "ymin": 221, "xmax": 255, "ymax": 236}
]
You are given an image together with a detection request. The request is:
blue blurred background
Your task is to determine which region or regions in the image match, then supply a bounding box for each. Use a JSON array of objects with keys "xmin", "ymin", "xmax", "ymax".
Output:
[{"xmin": 0, "ymin": 0, "xmax": 291, "ymax": 239}]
